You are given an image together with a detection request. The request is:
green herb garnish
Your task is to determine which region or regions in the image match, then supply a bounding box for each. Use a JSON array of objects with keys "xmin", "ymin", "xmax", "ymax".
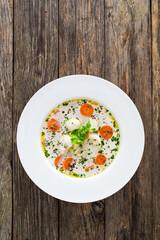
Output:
[
  {"xmin": 98, "ymin": 150, "xmax": 103, "ymax": 154},
  {"xmin": 44, "ymin": 149, "xmax": 50, "ymax": 157},
  {"xmin": 80, "ymin": 158, "xmax": 88, "ymax": 165},
  {"xmin": 111, "ymin": 148, "xmax": 118, "ymax": 152},
  {"xmin": 111, "ymin": 155, "xmax": 114, "ymax": 159},
  {"xmin": 41, "ymin": 132, "xmax": 45, "ymax": 136},
  {"xmin": 70, "ymin": 122, "xmax": 91, "ymax": 144},
  {"xmin": 62, "ymin": 102, "xmax": 69, "ymax": 106},
  {"xmin": 101, "ymin": 140, "xmax": 104, "ymax": 146},
  {"xmin": 111, "ymin": 136, "xmax": 117, "ymax": 142}
]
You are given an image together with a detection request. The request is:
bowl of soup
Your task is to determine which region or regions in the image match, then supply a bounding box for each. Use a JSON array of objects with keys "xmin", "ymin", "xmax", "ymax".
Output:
[{"xmin": 17, "ymin": 75, "xmax": 144, "ymax": 203}]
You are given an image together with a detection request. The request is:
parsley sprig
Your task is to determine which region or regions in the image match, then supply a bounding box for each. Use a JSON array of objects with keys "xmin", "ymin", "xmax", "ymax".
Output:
[{"xmin": 71, "ymin": 122, "xmax": 91, "ymax": 144}]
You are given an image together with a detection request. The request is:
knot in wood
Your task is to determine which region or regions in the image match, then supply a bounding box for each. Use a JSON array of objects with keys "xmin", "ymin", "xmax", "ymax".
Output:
[{"xmin": 92, "ymin": 201, "xmax": 104, "ymax": 214}]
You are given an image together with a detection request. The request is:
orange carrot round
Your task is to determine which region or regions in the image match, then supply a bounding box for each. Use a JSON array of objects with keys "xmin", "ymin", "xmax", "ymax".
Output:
[
  {"xmin": 99, "ymin": 125, "xmax": 113, "ymax": 140},
  {"xmin": 48, "ymin": 118, "xmax": 60, "ymax": 132},
  {"xmin": 54, "ymin": 155, "xmax": 62, "ymax": 166},
  {"xmin": 80, "ymin": 103, "xmax": 94, "ymax": 117},
  {"xmin": 63, "ymin": 157, "xmax": 73, "ymax": 170},
  {"xmin": 94, "ymin": 154, "xmax": 107, "ymax": 165}
]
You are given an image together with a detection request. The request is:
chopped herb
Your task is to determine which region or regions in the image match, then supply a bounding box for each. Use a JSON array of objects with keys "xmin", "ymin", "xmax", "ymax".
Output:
[
  {"xmin": 111, "ymin": 155, "xmax": 115, "ymax": 159},
  {"xmin": 82, "ymin": 99, "xmax": 87, "ymax": 103},
  {"xmin": 41, "ymin": 132, "xmax": 45, "ymax": 136},
  {"xmin": 73, "ymin": 173, "xmax": 79, "ymax": 177},
  {"xmin": 115, "ymin": 141, "xmax": 120, "ymax": 146},
  {"xmin": 88, "ymin": 153, "xmax": 91, "ymax": 155},
  {"xmin": 96, "ymin": 166, "xmax": 99, "ymax": 168},
  {"xmin": 111, "ymin": 136, "xmax": 117, "ymax": 142},
  {"xmin": 53, "ymin": 149, "xmax": 57, "ymax": 153},
  {"xmin": 116, "ymin": 129, "xmax": 119, "ymax": 132},
  {"xmin": 117, "ymin": 133, "xmax": 120, "ymax": 138},
  {"xmin": 72, "ymin": 108, "xmax": 76, "ymax": 113},
  {"xmin": 98, "ymin": 150, "xmax": 103, "ymax": 154},
  {"xmin": 64, "ymin": 118, "xmax": 69, "ymax": 123},
  {"xmin": 62, "ymin": 102, "xmax": 68, "ymax": 106},
  {"xmin": 45, "ymin": 118, "xmax": 49, "ymax": 122},
  {"xmin": 91, "ymin": 128, "xmax": 96, "ymax": 131},
  {"xmin": 56, "ymin": 166, "xmax": 59, "ymax": 170},
  {"xmin": 106, "ymin": 109, "xmax": 109, "ymax": 112},
  {"xmin": 95, "ymin": 108, "xmax": 97, "ymax": 111},
  {"xmin": 109, "ymin": 112, "xmax": 112, "ymax": 116},
  {"xmin": 62, "ymin": 111, "xmax": 65, "ymax": 113},
  {"xmin": 101, "ymin": 140, "xmax": 104, "ymax": 146},
  {"xmin": 111, "ymin": 148, "xmax": 118, "ymax": 152},
  {"xmin": 44, "ymin": 149, "xmax": 50, "ymax": 157},
  {"xmin": 80, "ymin": 158, "xmax": 88, "ymax": 165}
]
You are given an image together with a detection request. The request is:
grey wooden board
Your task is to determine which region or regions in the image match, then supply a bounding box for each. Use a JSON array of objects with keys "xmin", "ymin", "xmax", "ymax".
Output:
[{"xmin": 0, "ymin": 0, "xmax": 159, "ymax": 239}]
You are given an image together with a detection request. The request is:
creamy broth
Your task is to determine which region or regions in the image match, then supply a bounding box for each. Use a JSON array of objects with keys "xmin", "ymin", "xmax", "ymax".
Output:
[{"xmin": 41, "ymin": 99, "xmax": 120, "ymax": 178}]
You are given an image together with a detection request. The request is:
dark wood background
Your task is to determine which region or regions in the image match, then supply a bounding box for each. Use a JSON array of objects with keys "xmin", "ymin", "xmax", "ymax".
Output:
[{"xmin": 0, "ymin": 0, "xmax": 159, "ymax": 239}]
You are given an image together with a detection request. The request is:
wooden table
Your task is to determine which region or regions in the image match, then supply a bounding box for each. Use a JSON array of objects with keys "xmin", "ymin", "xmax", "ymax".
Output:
[{"xmin": 0, "ymin": 0, "xmax": 159, "ymax": 239}]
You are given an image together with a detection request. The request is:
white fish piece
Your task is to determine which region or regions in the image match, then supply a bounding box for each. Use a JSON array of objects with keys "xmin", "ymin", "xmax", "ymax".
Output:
[
  {"xmin": 89, "ymin": 119, "xmax": 99, "ymax": 131},
  {"xmin": 65, "ymin": 117, "xmax": 81, "ymax": 131},
  {"xmin": 59, "ymin": 134, "xmax": 72, "ymax": 149},
  {"xmin": 57, "ymin": 145, "xmax": 66, "ymax": 154},
  {"xmin": 87, "ymin": 133, "xmax": 101, "ymax": 146}
]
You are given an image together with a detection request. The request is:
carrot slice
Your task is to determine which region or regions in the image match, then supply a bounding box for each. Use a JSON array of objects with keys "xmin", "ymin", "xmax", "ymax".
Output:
[
  {"xmin": 99, "ymin": 125, "xmax": 113, "ymax": 140},
  {"xmin": 54, "ymin": 109, "xmax": 59, "ymax": 114},
  {"xmin": 94, "ymin": 154, "xmax": 107, "ymax": 165},
  {"xmin": 54, "ymin": 155, "xmax": 62, "ymax": 166},
  {"xmin": 43, "ymin": 139, "xmax": 46, "ymax": 147},
  {"xmin": 63, "ymin": 157, "xmax": 73, "ymax": 170},
  {"xmin": 48, "ymin": 118, "xmax": 60, "ymax": 132},
  {"xmin": 80, "ymin": 103, "xmax": 94, "ymax": 117},
  {"xmin": 87, "ymin": 164, "xmax": 95, "ymax": 169}
]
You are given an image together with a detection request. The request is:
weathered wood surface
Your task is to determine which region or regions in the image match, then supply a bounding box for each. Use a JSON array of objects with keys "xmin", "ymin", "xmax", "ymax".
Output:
[
  {"xmin": 0, "ymin": 0, "xmax": 13, "ymax": 239},
  {"xmin": 152, "ymin": 1, "xmax": 160, "ymax": 239},
  {"xmin": 0, "ymin": 0, "xmax": 159, "ymax": 239},
  {"xmin": 13, "ymin": 0, "xmax": 59, "ymax": 240}
]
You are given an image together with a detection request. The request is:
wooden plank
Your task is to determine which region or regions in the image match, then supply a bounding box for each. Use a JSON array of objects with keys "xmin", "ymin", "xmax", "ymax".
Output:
[
  {"xmin": 152, "ymin": 1, "xmax": 160, "ymax": 239},
  {"xmin": 13, "ymin": 1, "xmax": 59, "ymax": 239},
  {"xmin": 59, "ymin": 0, "xmax": 105, "ymax": 239},
  {"xmin": 104, "ymin": 0, "xmax": 152, "ymax": 239},
  {"xmin": 0, "ymin": 0, "xmax": 13, "ymax": 239}
]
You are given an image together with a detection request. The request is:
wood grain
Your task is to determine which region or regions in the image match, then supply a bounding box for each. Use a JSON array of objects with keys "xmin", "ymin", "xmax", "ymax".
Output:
[
  {"xmin": 0, "ymin": 0, "xmax": 159, "ymax": 239},
  {"xmin": 104, "ymin": 0, "xmax": 152, "ymax": 239},
  {"xmin": 152, "ymin": 0, "xmax": 160, "ymax": 239},
  {"xmin": 0, "ymin": 0, "xmax": 13, "ymax": 239},
  {"xmin": 13, "ymin": 0, "xmax": 58, "ymax": 239},
  {"xmin": 59, "ymin": 1, "xmax": 105, "ymax": 240}
]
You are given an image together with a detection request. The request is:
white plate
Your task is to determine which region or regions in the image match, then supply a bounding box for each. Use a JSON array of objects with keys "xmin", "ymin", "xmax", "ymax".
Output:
[{"xmin": 17, "ymin": 75, "xmax": 145, "ymax": 203}]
